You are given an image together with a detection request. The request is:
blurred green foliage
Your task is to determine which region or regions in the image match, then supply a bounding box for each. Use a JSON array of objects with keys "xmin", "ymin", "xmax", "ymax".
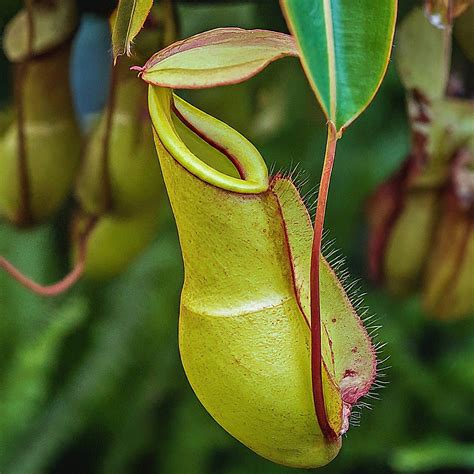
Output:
[{"xmin": 0, "ymin": 1, "xmax": 472, "ymax": 473}]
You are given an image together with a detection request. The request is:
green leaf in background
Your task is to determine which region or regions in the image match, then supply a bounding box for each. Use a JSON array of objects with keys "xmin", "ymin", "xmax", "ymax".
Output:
[
  {"xmin": 391, "ymin": 439, "xmax": 474, "ymax": 472},
  {"xmin": 0, "ymin": 297, "xmax": 88, "ymax": 465},
  {"xmin": 280, "ymin": 0, "xmax": 397, "ymax": 133},
  {"xmin": 112, "ymin": 0, "xmax": 153, "ymax": 62}
]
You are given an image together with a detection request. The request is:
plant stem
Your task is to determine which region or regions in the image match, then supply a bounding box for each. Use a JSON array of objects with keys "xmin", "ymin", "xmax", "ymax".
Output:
[
  {"xmin": 0, "ymin": 217, "xmax": 96, "ymax": 296},
  {"xmin": 15, "ymin": 0, "xmax": 36, "ymax": 225},
  {"xmin": 310, "ymin": 121, "xmax": 338, "ymax": 441}
]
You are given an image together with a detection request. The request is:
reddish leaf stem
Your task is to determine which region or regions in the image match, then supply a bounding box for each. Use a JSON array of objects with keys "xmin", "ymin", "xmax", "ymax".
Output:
[
  {"xmin": 0, "ymin": 217, "xmax": 96, "ymax": 296},
  {"xmin": 310, "ymin": 121, "xmax": 338, "ymax": 441}
]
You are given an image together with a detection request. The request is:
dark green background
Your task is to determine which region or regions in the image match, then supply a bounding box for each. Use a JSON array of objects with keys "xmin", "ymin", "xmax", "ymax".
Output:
[{"xmin": 0, "ymin": 1, "xmax": 472, "ymax": 473}]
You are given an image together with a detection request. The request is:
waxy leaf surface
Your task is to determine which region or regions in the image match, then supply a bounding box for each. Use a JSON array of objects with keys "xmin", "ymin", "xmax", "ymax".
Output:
[
  {"xmin": 137, "ymin": 28, "xmax": 299, "ymax": 89},
  {"xmin": 281, "ymin": 0, "xmax": 397, "ymax": 132},
  {"xmin": 146, "ymin": 85, "xmax": 376, "ymax": 467},
  {"xmin": 112, "ymin": 0, "xmax": 153, "ymax": 61}
]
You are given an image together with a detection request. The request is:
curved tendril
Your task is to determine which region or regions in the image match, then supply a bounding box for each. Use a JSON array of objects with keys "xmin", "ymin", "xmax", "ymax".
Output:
[
  {"xmin": 0, "ymin": 217, "xmax": 97, "ymax": 296},
  {"xmin": 310, "ymin": 121, "xmax": 338, "ymax": 441}
]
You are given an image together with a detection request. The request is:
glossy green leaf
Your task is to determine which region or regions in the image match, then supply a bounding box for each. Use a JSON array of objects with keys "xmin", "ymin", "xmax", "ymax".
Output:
[
  {"xmin": 112, "ymin": 0, "xmax": 153, "ymax": 62},
  {"xmin": 136, "ymin": 28, "xmax": 298, "ymax": 89},
  {"xmin": 280, "ymin": 0, "xmax": 397, "ymax": 132}
]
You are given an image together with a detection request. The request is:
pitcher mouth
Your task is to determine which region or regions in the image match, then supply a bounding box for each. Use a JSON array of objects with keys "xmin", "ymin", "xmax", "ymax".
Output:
[{"xmin": 148, "ymin": 85, "xmax": 269, "ymax": 194}]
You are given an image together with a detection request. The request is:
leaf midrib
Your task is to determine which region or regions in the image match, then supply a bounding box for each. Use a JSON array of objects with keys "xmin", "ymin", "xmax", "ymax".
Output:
[
  {"xmin": 323, "ymin": 0, "xmax": 336, "ymax": 122},
  {"xmin": 124, "ymin": 0, "xmax": 138, "ymax": 55}
]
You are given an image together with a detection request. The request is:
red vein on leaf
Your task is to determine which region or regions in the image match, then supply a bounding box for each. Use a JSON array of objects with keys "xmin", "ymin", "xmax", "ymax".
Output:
[
  {"xmin": 0, "ymin": 217, "xmax": 97, "ymax": 296},
  {"xmin": 270, "ymin": 177, "xmax": 310, "ymax": 329},
  {"xmin": 172, "ymin": 103, "xmax": 246, "ymax": 180},
  {"xmin": 311, "ymin": 121, "xmax": 338, "ymax": 441}
]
